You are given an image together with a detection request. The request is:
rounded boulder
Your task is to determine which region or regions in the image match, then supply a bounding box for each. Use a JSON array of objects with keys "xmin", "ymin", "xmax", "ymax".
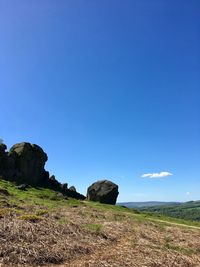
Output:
[{"xmin": 87, "ymin": 180, "xmax": 119, "ymax": 205}]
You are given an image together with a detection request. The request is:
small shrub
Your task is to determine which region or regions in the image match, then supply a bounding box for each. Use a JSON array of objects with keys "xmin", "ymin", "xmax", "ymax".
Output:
[
  {"xmin": 58, "ymin": 217, "xmax": 70, "ymax": 225},
  {"xmin": 84, "ymin": 223, "xmax": 103, "ymax": 234},
  {"xmin": 0, "ymin": 208, "xmax": 9, "ymax": 218},
  {"xmin": 18, "ymin": 214, "xmax": 43, "ymax": 222},
  {"xmin": 36, "ymin": 209, "xmax": 49, "ymax": 216}
]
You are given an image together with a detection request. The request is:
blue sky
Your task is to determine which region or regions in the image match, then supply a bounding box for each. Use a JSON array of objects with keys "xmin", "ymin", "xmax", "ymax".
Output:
[{"xmin": 0, "ymin": 1, "xmax": 199, "ymax": 202}]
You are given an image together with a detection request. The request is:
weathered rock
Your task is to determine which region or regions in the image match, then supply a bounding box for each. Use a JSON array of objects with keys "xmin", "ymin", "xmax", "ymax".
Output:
[
  {"xmin": 9, "ymin": 142, "xmax": 48, "ymax": 185},
  {"xmin": 87, "ymin": 180, "xmax": 119, "ymax": 205},
  {"xmin": 65, "ymin": 188, "xmax": 85, "ymax": 200},
  {"xmin": 61, "ymin": 184, "xmax": 85, "ymax": 200},
  {"xmin": 0, "ymin": 144, "xmax": 16, "ymax": 179},
  {"xmin": 56, "ymin": 192, "xmax": 68, "ymax": 200},
  {"xmin": 0, "ymin": 144, "xmax": 7, "ymax": 155},
  {"xmin": 69, "ymin": 186, "xmax": 76, "ymax": 192},
  {"xmin": 17, "ymin": 184, "xmax": 29, "ymax": 190},
  {"xmin": 0, "ymin": 188, "xmax": 10, "ymax": 196},
  {"xmin": 61, "ymin": 183, "xmax": 68, "ymax": 190},
  {"xmin": 0, "ymin": 141, "xmax": 86, "ymax": 200},
  {"xmin": 0, "ymin": 145, "xmax": 7, "ymax": 177},
  {"xmin": 48, "ymin": 175, "xmax": 62, "ymax": 190}
]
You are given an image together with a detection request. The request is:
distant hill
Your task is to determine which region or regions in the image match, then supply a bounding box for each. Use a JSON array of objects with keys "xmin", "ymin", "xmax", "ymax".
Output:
[
  {"xmin": 118, "ymin": 201, "xmax": 181, "ymax": 208},
  {"xmin": 140, "ymin": 201, "xmax": 200, "ymax": 221}
]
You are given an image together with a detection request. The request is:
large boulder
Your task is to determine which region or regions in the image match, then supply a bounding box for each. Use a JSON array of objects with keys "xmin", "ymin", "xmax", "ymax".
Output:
[
  {"xmin": 87, "ymin": 180, "xmax": 119, "ymax": 205},
  {"xmin": 0, "ymin": 143, "xmax": 7, "ymax": 155},
  {"xmin": 48, "ymin": 175, "xmax": 62, "ymax": 190},
  {"xmin": 0, "ymin": 144, "xmax": 16, "ymax": 179},
  {"xmin": 0, "ymin": 144, "xmax": 8, "ymax": 175},
  {"xmin": 69, "ymin": 186, "xmax": 76, "ymax": 192},
  {"xmin": 9, "ymin": 142, "xmax": 48, "ymax": 185},
  {"xmin": 61, "ymin": 183, "xmax": 68, "ymax": 190}
]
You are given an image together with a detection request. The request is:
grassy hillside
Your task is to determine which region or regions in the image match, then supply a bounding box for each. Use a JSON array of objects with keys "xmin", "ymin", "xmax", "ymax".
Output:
[
  {"xmin": 1, "ymin": 178, "xmax": 200, "ymax": 266},
  {"xmin": 140, "ymin": 201, "xmax": 200, "ymax": 221}
]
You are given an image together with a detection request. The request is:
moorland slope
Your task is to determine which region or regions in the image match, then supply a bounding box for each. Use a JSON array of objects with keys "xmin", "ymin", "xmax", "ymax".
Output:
[{"xmin": 1, "ymin": 178, "xmax": 200, "ymax": 267}]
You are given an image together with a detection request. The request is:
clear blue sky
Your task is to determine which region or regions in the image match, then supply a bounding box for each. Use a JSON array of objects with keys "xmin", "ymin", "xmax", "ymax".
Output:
[{"xmin": 0, "ymin": 1, "xmax": 199, "ymax": 202}]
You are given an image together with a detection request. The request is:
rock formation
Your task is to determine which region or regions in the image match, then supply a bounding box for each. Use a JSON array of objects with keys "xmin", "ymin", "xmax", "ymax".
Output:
[
  {"xmin": 0, "ymin": 142, "xmax": 120, "ymax": 203},
  {"xmin": 9, "ymin": 142, "xmax": 48, "ymax": 185},
  {"xmin": 0, "ymin": 144, "xmax": 16, "ymax": 179},
  {"xmin": 0, "ymin": 142, "xmax": 85, "ymax": 200},
  {"xmin": 87, "ymin": 180, "xmax": 119, "ymax": 205},
  {"xmin": 61, "ymin": 183, "xmax": 68, "ymax": 190},
  {"xmin": 69, "ymin": 186, "xmax": 76, "ymax": 192}
]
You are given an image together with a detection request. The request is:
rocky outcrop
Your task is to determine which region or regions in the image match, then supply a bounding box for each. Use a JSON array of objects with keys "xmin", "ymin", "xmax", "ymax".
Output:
[
  {"xmin": 0, "ymin": 144, "xmax": 16, "ymax": 179},
  {"xmin": 69, "ymin": 186, "xmax": 76, "ymax": 192},
  {"xmin": 0, "ymin": 142, "xmax": 85, "ymax": 200},
  {"xmin": 9, "ymin": 142, "xmax": 48, "ymax": 185},
  {"xmin": 87, "ymin": 180, "xmax": 119, "ymax": 205},
  {"xmin": 0, "ymin": 188, "xmax": 10, "ymax": 196},
  {"xmin": 61, "ymin": 183, "xmax": 68, "ymax": 190}
]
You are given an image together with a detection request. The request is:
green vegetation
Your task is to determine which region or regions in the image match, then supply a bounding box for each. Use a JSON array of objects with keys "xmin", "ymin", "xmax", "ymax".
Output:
[
  {"xmin": 84, "ymin": 223, "xmax": 103, "ymax": 233},
  {"xmin": 58, "ymin": 217, "xmax": 70, "ymax": 225},
  {"xmin": 85, "ymin": 199, "xmax": 200, "ymax": 227},
  {"xmin": 163, "ymin": 236, "xmax": 196, "ymax": 256},
  {"xmin": 140, "ymin": 201, "xmax": 200, "ymax": 221},
  {"xmin": 1, "ymin": 178, "xmax": 200, "ymax": 229},
  {"xmin": 18, "ymin": 214, "xmax": 43, "ymax": 222},
  {"xmin": 0, "ymin": 208, "xmax": 9, "ymax": 218},
  {"xmin": 0, "ymin": 178, "xmax": 81, "ymax": 209}
]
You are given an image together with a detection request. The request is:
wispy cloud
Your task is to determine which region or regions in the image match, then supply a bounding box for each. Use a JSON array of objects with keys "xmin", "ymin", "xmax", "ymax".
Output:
[
  {"xmin": 186, "ymin": 192, "xmax": 190, "ymax": 196},
  {"xmin": 141, "ymin": 172, "xmax": 173, "ymax": 178}
]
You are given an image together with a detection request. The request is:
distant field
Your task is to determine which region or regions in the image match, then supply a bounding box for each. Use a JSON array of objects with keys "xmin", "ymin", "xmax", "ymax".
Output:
[
  {"xmin": 139, "ymin": 201, "xmax": 200, "ymax": 221},
  {"xmin": 118, "ymin": 201, "xmax": 181, "ymax": 208}
]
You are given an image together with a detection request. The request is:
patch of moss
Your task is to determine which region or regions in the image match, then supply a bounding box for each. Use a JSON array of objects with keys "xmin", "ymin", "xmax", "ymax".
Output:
[
  {"xmin": 84, "ymin": 223, "xmax": 103, "ymax": 234},
  {"xmin": 36, "ymin": 209, "xmax": 49, "ymax": 216},
  {"xmin": 58, "ymin": 217, "xmax": 70, "ymax": 225},
  {"xmin": 164, "ymin": 242, "xmax": 196, "ymax": 255},
  {"xmin": 18, "ymin": 214, "xmax": 43, "ymax": 222},
  {"xmin": 0, "ymin": 208, "xmax": 9, "ymax": 218}
]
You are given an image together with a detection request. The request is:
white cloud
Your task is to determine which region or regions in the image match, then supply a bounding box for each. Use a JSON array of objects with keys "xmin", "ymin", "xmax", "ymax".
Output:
[
  {"xmin": 141, "ymin": 172, "xmax": 173, "ymax": 178},
  {"xmin": 186, "ymin": 192, "xmax": 190, "ymax": 196}
]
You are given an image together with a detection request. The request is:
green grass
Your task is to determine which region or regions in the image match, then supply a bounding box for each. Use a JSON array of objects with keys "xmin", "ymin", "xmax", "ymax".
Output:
[
  {"xmin": 58, "ymin": 217, "xmax": 70, "ymax": 225},
  {"xmin": 140, "ymin": 201, "xmax": 200, "ymax": 221},
  {"xmin": 1, "ymin": 178, "xmax": 200, "ymax": 229},
  {"xmin": 35, "ymin": 209, "xmax": 49, "ymax": 216},
  {"xmin": 0, "ymin": 208, "xmax": 10, "ymax": 218},
  {"xmin": 143, "ymin": 212, "xmax": 200, "ymax": 227},
  {"xmin": 163, "ymin": 237, "xmax": 196, "ymax": 255},
  {"xmin": 18, "ymin": 214, "xmax": 43, "ymax": 222},
  {"xmin": 0, "ymin": 178, "xmax": 79, "ymax": 209},
  {"xmin": 85, "ymin": 200, "xmax": 200, "ymax": 228},
  {"xmin": 84, "ymin": 223, "xmax": 103, "ymax": 234}
]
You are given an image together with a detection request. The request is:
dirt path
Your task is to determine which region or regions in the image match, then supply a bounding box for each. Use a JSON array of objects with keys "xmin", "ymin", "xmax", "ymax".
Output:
[
  {"xmin": 122, "ymin": 211, "xmax": 200, "ymax": 230},
  {"xmin": 147, "ymin": 217, "xmax": 200, "ymax": 230}
]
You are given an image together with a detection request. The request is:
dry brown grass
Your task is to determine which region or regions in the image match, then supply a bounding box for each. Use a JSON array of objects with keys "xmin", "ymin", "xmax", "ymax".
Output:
[
  {"xmin": 66, "ymin": 221, "xmax": 200, "ymax": 267},
  {"xmin": 0, "ymin": 203, "xmax": 200, "ymax": 266}
]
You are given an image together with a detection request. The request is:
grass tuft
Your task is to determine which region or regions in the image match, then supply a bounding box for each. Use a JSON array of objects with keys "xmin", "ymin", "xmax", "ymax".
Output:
[
  {"xmin": 84, "ymin": 223, "xmax": 103, "ymax": 234},
  {"xmin": 18, "ymin": 214, "xmax": 43, "ymax": 222}
]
